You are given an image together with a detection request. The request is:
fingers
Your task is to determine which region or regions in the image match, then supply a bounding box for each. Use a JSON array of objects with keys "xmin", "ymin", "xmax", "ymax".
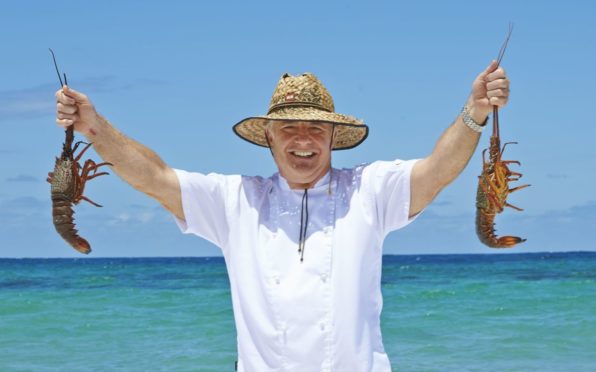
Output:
[
  {"xmin": 487, "ymin": 93, "xmax": 508, "ymax": 107},
  {"xmin": 486, "ymin": 66, "xmax": 507, "ymax": 83},
  {"xmin": 486, "ymin": 81, "xmax": 509, "ymax": 106},
  {"xmin": 54, "ymin": 85, "xmax": 91, "ymax": 107},
  {"xmin": 487, "ymin": 88, "xmax": 508, "ymax": 99},
  {"xmin": 483, "ymin": 59, "xmax": 499, "ymax": 75},
  {"xmin": 57, "ymin": 112, "xmax": 79, "ymax": 122},
  {"xmin": 488, "ymin": 97, "xmax": 508, "ymax": 107},
  {"xmin": 485, "ymin": 65, "xmax": 510, "ymax": 107},
  {"xmin": 55, "ymin": 88, "xmax": 75, "ymax": 105},
  {"xmin": 471, "ymin": 61, "xmax": 510, "ymax": 109},
  {"xmin": 486, "ymin": 77, "xmax": 508, "ymax": 90},
  {"xmin": 55, "ymin": 90, "xmax": 78, "ymax": 128},
  {"xmin": 62, "ymin": 85, "xmax": 90, "ymax": 104},
  {"xmin": 56, "ymin": 117, "xmax": 76, "ymax": 127},
  {"xmin": 55, "ymin": 86, "xmax": 89, "ymax": 128},
  {"xmin": 57, "ymin": 102, "xmax": 77, "ymax": 114},
  {"xmin": 486, "ymin": 77, "xmax": 509, "ymax": 102}
]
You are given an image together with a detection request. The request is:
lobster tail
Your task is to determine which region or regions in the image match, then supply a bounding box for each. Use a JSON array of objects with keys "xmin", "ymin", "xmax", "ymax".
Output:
[
  {"xmin": 52, "ymin": 198, "xmax": 91, "ymax": 254},
  {"xmin": 475, "ymin": 208, "xmax": 525, "ymax": 249}
]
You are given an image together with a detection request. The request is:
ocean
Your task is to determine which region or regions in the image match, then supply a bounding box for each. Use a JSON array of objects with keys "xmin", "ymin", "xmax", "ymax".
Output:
[{"xmin": 1, "ymin": 252, "xmax": 594, "ymax": 371}]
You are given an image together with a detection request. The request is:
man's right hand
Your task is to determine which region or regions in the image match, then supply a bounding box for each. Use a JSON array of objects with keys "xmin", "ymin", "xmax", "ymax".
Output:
[{"xmin": 55, "ymin": 86, "xmax": 99, "ymax": 138}]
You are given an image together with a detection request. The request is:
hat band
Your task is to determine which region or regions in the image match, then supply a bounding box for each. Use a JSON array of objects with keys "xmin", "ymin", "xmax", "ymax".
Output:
[{"xmin": 267, "ymin": 102, "xmax": 332, "ymax": 115}]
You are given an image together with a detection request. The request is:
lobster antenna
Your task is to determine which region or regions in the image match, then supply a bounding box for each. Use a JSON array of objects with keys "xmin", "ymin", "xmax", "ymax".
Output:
[
  {"xmin": 492, "ymin": 23, "xmax": 514, "ymax": 139},
  {"xmin": 49, "ymin": 48, "xmax": 64, "ymax": 88},
  {"xmin": 49, "ymin": 48, "xmax": 74, "ymax": 151},
  {"xmin": 496, "ymin": 23, "xmax": 514, "ymax": 66}
]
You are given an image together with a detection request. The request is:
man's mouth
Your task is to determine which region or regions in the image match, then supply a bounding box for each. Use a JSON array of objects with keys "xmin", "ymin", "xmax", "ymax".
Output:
[{"xmin": 291, "ymin": 151, "xmax": 315, "ymax": 158}]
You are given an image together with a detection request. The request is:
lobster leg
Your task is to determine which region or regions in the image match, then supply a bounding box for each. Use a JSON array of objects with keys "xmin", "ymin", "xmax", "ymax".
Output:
[
  {"xmin": 505, "ymin": 202, "xmax": 524, "ymax": 211},
  {"xmin": 71, "ymin": 159, "xmax": 111, "ymax": 207},
  {"xmin": 82, "ymin": 166, "xmax": 111, "ymax": 182},
  {"xmin": 73, "ymin": 142, "xmax": 93, "ymax": 162},
  {"xmin": 86, "ymin": 172, "xmax": 110, "ymax": 180},
  {"xmin": 501, "ymin": 142, "xmax": 518, "ymax": 154},
  {"xmin": 79, "ymin": 195, "xmax": 103, "ymax": 207},
  {"xmin": 481, "ymin": 148, "xmax": 489, "ymax": 163},
  {"xmin": 72, "ymin": 141, "xmax": 90, "ymax": 155},
  {"xmin": 479, "ymin": 176, "xmax": 503, "ymax": 210},
  {"xmin": 484, "ymin": 171, "xmax": 505, "ymax": 200},
  {"xmin": 80, "ymin": 159, "xmax": 111, "ymax": 177},
  {"xmin": 509, "ymin": 184, "xmax": 530, "ymax": 193},
  {"xmin": 90, "ymin": 162, "xmax": 113, "ymax": 172}
]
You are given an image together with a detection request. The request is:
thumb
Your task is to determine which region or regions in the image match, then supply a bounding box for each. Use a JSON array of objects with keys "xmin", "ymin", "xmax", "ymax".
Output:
[
  {"xmin": 62, "ymin": 85, "xmax": 90, "ymax": 104},
  {"xmin": 479, "ymin": 59, "xmax": 499, "ymax": 80}
]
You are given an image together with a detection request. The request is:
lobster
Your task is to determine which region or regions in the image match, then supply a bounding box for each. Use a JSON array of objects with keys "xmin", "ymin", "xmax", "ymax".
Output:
[
  {"xmin": 475, "ymin": 26, "xmax": 530, "ymax": 248},
  {"xmin": 47, "ymin": 49, "xmax": 112, "ymax": 254}
]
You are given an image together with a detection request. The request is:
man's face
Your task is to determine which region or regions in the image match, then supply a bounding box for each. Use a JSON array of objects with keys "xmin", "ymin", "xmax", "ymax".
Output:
[{"xmin": 266, "ymin": 121, "xmax": 334, "ymax": 189}]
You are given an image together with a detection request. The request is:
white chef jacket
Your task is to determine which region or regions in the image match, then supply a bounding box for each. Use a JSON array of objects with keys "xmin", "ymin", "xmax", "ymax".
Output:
[{"xmin": 174, "ymin": 159, "xmax": 419, "ymax": 372}]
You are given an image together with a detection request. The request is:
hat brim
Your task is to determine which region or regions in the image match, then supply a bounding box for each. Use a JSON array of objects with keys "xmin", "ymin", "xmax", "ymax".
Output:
[{"xmin": 233, "ymin": 106, "xmax": 369, "ymax": 150}]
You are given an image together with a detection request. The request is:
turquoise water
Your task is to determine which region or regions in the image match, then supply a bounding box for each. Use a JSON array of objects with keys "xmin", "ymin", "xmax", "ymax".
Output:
[{"xmin": 1, "ymin": 252, "xmax": 595, "ymax": 371}]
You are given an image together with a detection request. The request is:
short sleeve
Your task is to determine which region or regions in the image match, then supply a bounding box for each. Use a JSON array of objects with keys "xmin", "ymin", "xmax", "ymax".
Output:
[
  {"xmin": 362, "ymin": 159, "xmax": 420, "ymax": 235},
  {"xmin": 173, "ymin": 169, "xmax": 231, "ymax": 248}
]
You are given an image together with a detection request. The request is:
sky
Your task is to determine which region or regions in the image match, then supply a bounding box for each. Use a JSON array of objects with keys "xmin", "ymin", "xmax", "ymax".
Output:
[{"xmin": 1, "ymin": 0, "xmax": 595, "ymax": 258}]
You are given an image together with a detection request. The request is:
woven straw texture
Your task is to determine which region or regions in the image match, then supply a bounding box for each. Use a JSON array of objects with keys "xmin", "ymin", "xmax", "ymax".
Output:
[{"xmin": 233, "ymin": 73, "xmax": 368, "ymax": 150}]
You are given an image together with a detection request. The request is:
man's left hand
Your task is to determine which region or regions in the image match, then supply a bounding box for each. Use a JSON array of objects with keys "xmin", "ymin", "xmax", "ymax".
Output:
[{"xmin": 467, "ymin": 60, "xmax": 510, "ymax": 123}]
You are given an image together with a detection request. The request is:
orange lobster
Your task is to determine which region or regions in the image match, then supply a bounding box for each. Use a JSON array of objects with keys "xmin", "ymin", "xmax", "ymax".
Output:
[{"xmin": 475, "ymin": 26, "xmax": 530, "ymax": 248}]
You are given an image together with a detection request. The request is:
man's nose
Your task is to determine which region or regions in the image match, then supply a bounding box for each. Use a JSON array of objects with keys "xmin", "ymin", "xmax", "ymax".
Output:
[
  {"xmin": 293, "ymin": 127, "xmax": 312, "ymax": 144},
  {"xmin": 294, "ymin": 133, "xmax": 312, "ymax": 145}
]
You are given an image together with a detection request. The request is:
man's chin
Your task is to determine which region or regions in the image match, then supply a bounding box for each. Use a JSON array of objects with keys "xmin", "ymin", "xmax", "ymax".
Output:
[{"xmin": 283, "ymin": 168, "xmax": 329, "ymax": 189}]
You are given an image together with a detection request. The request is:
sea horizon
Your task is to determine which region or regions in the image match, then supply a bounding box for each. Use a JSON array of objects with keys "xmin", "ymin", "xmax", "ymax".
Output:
[{"xmin": 2, "ymin": 250, "xmax": 594, "ymax": 260}]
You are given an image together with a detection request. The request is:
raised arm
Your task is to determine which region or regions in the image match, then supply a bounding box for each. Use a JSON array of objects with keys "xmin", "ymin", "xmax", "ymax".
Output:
[
  {"xmin": 55, "ymin": 86, "xmax": 184, "ymax": 220},
  {"xmin": 409, "ymin": 60, "xmax": 510, "ymax": 217}
]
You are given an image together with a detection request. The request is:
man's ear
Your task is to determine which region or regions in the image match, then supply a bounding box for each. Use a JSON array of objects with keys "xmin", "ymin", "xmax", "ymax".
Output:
[
  {"xmin": 330, "ymin": 125, "xmax": 337, "ymax": 150},
  {"xmin": 265, "ymin": 126, "xmax": 275, "ymax": 156}
]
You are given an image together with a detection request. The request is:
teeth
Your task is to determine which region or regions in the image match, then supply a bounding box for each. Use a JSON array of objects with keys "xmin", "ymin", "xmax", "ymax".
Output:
[{"xmin": 293, "ymin": 151, "xmax": 314, "ymax": 157}]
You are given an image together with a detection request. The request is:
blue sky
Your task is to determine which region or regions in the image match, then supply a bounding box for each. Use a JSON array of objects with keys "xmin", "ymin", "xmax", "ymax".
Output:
[{"xmin": 1, "ymin": 0, "xmax": 595, "ymax": 257}]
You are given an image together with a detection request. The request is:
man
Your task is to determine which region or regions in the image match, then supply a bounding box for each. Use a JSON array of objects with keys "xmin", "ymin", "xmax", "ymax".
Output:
[{"xmin": 55, "ymin": 61, "xmax": 509, "ymax": 371}]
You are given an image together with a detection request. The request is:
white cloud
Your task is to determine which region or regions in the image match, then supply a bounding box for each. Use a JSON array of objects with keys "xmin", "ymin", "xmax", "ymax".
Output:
[{"xmin": 6, "ymin": 174, "xmax": 40, "ymax": 183}]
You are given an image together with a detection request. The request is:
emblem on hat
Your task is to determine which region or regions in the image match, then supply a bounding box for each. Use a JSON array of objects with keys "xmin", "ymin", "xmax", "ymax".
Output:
[{"xmin": 285, "ymin": 92, "xmax": 296, "ymax": 102}]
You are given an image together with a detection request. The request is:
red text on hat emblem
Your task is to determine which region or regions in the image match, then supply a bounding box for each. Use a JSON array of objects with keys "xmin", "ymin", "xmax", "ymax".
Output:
[{"xmin": 285, "ymin": 92, "xmax": 296, "ymax": 102}]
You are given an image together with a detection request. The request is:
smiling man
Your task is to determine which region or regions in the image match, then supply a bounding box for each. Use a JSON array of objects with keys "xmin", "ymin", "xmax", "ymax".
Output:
[
  {"xmin": 55, "ymin": 66, "xmax": 509, "ymax": 371},
  {"xmin": 265, "ymin": 121, "xmax": 332, "ymax": 189}
]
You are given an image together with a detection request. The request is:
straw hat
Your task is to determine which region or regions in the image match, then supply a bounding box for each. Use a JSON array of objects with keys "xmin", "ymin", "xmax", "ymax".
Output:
[{"xmin": 233, "ymin": 73, "xmax": 369, "ymax": 150}]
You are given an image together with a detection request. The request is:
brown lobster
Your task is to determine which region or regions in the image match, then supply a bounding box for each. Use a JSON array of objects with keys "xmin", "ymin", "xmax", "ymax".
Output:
[
  {"xmin": 47, "ymin": 49, "xmax": 112, "ymax": 254},
  {"xmin": 476, "ymin": 26, "xmax": 530, "ymax": 248}
]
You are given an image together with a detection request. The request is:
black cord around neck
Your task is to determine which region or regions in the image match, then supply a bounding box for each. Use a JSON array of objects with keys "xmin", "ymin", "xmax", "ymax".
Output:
[{"xmin": 298, "ymin": 188, "xmax": 309, "ymax": 262}]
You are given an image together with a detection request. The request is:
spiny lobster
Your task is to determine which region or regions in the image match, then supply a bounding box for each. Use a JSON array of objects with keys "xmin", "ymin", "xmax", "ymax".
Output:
[
  {"xmin": 475, "ymin": 26, "xmax": 530, "ymax": 248},
  {"xmin": 47, "ymin": 49, "xmax": 112, "ymax": 254}
]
